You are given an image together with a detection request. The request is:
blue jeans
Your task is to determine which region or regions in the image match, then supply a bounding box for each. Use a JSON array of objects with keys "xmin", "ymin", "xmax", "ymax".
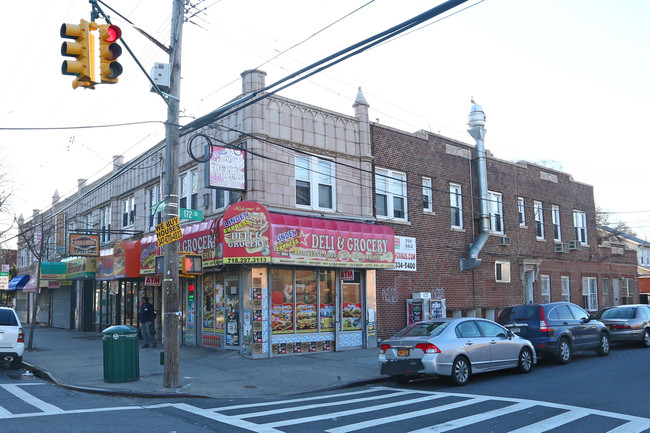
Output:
[{"xmin": 141, "ymin": 321, "xmax": 156, "ymax": 346}]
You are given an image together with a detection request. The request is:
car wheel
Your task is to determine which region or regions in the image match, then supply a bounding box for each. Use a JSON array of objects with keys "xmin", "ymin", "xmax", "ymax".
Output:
[
  {"xmin": 9, "ymin": 356, "xmax": 22, "ymax": 370},
  {"xmin": 596, "ymin": 332, "xmax": 610, "ymax": 356},
  {"xmin": 556, "ymin": 338, "xmax": 571, "ymax": 364},
  {"xmin": 641, "ymin": 329, "xmax": 650, "ymax": 348},
  {"xmin": 517, "ymin": 347, "xmax": 533, "ymax": 374},
  {"xmin": 450, "ymin": 356, "xmax": 471, "ymax": 386}
]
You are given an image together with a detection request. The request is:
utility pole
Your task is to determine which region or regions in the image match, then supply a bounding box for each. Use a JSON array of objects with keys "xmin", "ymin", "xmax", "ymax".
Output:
[{"xmin": 162, "ymin": 0, "xmax": 184, "ymax": 388}]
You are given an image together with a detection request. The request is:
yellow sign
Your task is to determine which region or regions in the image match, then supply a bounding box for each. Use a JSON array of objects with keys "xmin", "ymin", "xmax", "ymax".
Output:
[{"xmin": 155, "ymin": 217, "xmax": 183, "ymax": 247}]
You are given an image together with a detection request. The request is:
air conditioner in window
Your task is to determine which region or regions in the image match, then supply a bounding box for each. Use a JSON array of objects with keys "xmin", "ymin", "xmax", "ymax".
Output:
[
  {"xmin": 499, "ymin": 236, "xmax": 511, "ymax": 246},
  {"xmin": 568, "ymin": 240, "xmax": 582, "ymax": 250},
  {"xmin": 555, "ymin": 242, "xmax": 569, "ymax": 253}
]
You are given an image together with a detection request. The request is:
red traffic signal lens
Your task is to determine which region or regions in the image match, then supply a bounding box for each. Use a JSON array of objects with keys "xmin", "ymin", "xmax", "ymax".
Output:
[{"xmin": 105, "ymin": 25, "xmax": 122, "ymax": 43}]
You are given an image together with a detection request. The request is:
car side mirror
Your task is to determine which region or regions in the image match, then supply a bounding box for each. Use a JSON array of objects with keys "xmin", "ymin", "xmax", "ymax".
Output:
[{"xmin": 507, "ymin": 330, "xmax": 514, "ymax": 339}]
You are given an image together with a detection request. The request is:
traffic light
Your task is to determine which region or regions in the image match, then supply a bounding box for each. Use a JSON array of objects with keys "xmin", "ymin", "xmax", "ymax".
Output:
[
  {"xmin": 60, "ymin": 19, "xmax": 96, "ymax": 89},
  {"xmin": 181, "ymin": 254, "xmax": 203, "ymax": 275},
  {"xmin": 98, "ymin": 24, "xmax": 123, "ymax": 84}
]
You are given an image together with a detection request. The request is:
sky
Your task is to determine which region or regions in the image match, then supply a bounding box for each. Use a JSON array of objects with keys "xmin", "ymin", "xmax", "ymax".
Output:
[{"xmin": 1, "ymin": 0, "xmax": 649, "ymax": 248}]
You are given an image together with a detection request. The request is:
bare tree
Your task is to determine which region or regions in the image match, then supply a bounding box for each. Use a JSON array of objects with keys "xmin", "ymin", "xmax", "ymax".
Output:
[{"xmin": 596, "ymin": 204, "xmax": 637, "ymax": 243}]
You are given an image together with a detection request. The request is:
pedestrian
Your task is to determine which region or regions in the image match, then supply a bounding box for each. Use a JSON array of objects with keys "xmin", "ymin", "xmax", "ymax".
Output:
[{"xmin": 138, "ymin": 296, "xmax": 157, "ymax": 348}]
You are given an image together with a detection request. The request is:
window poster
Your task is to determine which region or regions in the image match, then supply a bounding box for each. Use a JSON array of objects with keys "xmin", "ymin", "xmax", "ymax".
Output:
[{"xmin": 203, "ymin": 273, "xmax": 215, "ymax": 332}]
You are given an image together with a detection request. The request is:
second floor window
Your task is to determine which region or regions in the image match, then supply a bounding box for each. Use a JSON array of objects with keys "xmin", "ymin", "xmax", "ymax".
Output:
[
  {"xmin": 180, "ymin": 170, "xmax": 199, "ymax": 210},
  {"xmin": 100, "ymin": 205, "xmax": 111, "ymax": 243},
  {"xmin": 146, "ymin": 185, "xmax": 162, "ymax": 231},
  {"xmin": 450, "ymin": 184, "xmax": 463, "ymax": 229},
  {"xmin": 375, "ymin": 168, "xmax": 407, "ymax": 220},
  {"xmin": 487, "ymin": 191, "xmax": 503, "ymax": 233},
  {"xmin": 122, "ymin": 196, "xmax": 135, "ymax": 228},
  {"xmin": 552, "ymin": 205, "xmax": 561, "ymax": 242},
  {"xmin": 422, "ymin": 177, "xmax": 433, "ymax": 213},
  {"xmin": 215, "ymin": 189, "xmax": 234, "ymax": 211},
  {"xmin": 518, "ymin": 197, "xmax": 526, "ymax": 226},
  {"xmin": 296, "ymin": 155, "xmax": 335, "ymax": 211},
  {"xmin": 534, "ymin": 201, "xmax": 544, "ymax": 239},
  {"xmin": 574, "ymin": 210, "xmax": 587, "ymax": 244}
]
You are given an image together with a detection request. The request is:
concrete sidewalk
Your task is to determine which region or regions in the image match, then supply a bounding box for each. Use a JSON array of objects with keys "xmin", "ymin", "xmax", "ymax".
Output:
[{"xmin": 19, "ymin": 326, "xmax": 386, "ymax": 399}]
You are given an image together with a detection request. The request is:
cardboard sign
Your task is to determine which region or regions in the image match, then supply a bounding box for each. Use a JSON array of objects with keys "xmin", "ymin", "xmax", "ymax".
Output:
[{"xmin": 155, "ymin": 217, "xmax": 183, "ymax": 247}]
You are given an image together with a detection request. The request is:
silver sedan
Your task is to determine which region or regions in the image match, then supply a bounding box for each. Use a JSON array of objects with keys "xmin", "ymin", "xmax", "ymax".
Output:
[
  {"xmin": 379, "ymin": 317, "xmax": 536, "ymax": 386},
  {"xmin": 596, "ymin": 304, "xmax": 650, "ymax": 347}
]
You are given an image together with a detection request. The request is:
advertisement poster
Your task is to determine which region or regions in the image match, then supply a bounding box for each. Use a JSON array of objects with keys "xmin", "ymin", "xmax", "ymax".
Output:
[
  {"xmin": 219, "ymin": 201, "xmax": 272, "ymax": 264},
  {"xmin": 203, "ymin": 273, "xmax": 215, "ymax": 332},
  {"xmin": 271, "ymin": 303, "xmax": 293, "ymax": 334},
  {"xmin": 296, "ymin": 302, "xmax": 317, "ymax": 333},
  {"xmin": 319, "ymin": 303, "xmax": 335, "ymax": 331},
  {"xmin": 393, "ymin": 236, "xmax": 417, "ymax": 271},
  {"xmin": 342, "ymin": 302, "xmax": 362, "ymax": 330},
  {"xmin": 208, "ymin": 145, "xmax": 246, "ymax": 190}
]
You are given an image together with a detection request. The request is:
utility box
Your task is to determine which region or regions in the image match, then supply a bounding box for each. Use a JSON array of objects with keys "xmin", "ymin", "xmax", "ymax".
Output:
[{"xmin": 150, "ymin": 62, "xmax": 170, "ymax": 93}]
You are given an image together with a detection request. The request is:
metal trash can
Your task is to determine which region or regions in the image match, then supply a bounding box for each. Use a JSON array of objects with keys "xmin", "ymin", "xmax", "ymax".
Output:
[{"xmin": 102, "ymin": 325, "xmax": 140, "ymax": 382}]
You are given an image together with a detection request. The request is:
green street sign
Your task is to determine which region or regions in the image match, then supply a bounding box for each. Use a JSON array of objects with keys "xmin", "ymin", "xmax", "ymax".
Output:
[
  {"xmin": 180, "ymin": 208, "xmax": 203, "ymax": 221},
  {"xmin": 152, "ymin": 200, "xmax": 166, "ymax": 215}
]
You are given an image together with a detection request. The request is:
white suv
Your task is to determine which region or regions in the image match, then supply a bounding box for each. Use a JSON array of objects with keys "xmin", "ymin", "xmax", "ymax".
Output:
[{"xmin": 0, "ymin": 307, "xmax": 24, "ymax": 369}]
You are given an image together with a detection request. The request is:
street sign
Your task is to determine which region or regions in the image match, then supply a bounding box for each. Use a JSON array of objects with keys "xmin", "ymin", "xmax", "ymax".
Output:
[
  {"xmin": 152, "ymin": 200, "xmax": 165, "ymax": 215},
  {"xmin": 155, "ymin": 217, "xmax": 183, "ymax": 247},
  {"xmin": 180, "ymin": 208, "xmax": 203, "ymax": 221}
]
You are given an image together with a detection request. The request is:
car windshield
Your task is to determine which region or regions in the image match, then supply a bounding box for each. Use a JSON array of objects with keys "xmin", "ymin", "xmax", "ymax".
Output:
[
  {"xmin": 601, "ymin": 307, "xmax": 636, "ymax": 319},
  {"xmin": 0, "ymin": 310, "xmax": 18, "ymax": 326},
  {"xmin": 394, "ymin": 321, "xmax": 450, "ymax": 337}
]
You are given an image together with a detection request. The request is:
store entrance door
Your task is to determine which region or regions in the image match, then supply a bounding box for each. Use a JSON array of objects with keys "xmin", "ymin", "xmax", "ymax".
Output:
[
  {"xmin": 224, "ymin": 275, "xmax": 240, "ymax": 347},
  {"xmin": 337, "ymin": 270, "xmax": 363, "ymax": 351}
]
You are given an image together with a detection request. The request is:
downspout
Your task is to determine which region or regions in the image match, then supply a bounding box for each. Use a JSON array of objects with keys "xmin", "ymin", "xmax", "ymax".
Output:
[{"xmin": 460, "ymin": 99, "xmax": 489, "ymax": 271}]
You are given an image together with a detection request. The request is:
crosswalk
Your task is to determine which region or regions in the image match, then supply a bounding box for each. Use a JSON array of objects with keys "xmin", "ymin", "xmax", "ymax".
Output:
[{"xmin": 0, "ymin": 383, "xmax": 649, "ymax": 432}]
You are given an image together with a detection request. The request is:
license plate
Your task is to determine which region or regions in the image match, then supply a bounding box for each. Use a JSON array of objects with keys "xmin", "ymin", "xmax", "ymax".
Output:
[
  {"xmin": 397, "ymin": 348, "xmax": 409, "ymax": 356},
  {"xmin": 510, "ymin": 327, "xmax": 520, "ymax": 333}
]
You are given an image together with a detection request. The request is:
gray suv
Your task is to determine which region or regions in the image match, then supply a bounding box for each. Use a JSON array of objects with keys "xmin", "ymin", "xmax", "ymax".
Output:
[{"xmin": 498, "ymin": 302, "xmax": 610, "ymax": 364}]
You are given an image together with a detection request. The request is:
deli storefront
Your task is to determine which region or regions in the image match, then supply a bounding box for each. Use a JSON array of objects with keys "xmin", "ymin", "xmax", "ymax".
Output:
[{"xmin": 142, "ymin": 201, "xmax": 395, "ymax": 359}]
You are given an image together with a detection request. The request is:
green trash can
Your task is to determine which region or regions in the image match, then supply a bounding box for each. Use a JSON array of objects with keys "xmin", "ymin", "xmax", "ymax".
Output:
[{"xmin": 102, "ymin": 325, "xmax": 140, "ymax": 382}]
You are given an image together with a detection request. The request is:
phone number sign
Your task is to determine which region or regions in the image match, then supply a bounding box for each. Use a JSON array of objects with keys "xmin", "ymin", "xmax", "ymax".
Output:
[{"xmin": 155, "ymin": 217, "xmax": 183, "ymax": 247}]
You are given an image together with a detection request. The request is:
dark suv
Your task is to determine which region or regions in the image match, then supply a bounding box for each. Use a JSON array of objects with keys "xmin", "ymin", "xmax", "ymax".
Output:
[{"xmin": 497, "ymin": 302, "xmax": 610, "ymax": 364}]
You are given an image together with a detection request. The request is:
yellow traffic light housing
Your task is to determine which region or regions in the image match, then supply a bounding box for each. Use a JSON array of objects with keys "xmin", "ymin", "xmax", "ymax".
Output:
[
  {"xmin": 98, "ymin": 24, "xmax": 123, "ymax": 84},
  {"xmin": 60, "ymin": 19, "xmax": 96, "ymax": 89},
  {"xmin": 181, "ymin": 254, "xmax": 203, "ymax": 275}
]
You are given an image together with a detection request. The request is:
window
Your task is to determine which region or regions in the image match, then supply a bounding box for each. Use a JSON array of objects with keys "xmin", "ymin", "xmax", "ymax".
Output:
[
  {"xmin": 121, "ymin": 196, "xmax": 135, "ymax": 228},
  {"xmin": 422, "ymin": 177, "xmax": 433, "ymax": 213},
  {"xmin": 146, "ymin": 185, "xmax": 162, "ymax": 231},
  {"xmin": 215, "ymin": 189, "xmax": 234, "ymax": 211},
  {"xmin": 100, "ymin": 205, "xmax": 111, "ymax": 243},
  {"xmin": 573, "ymin": 210, "xmax": 587, "ymax": 245},
  {"xmin": 561, "ymin": 276, "xmax": 571, "ymax": 302},
  {"xmin": 621, "ymin": 278, "xmax": 635, "ymax": 305},
  {"xmin": 602, "ymin": 278, "xmax": 610, "ymax": 307},
  {"xmin": 517, "ymin": 197, "xmax": 526, "ymax": 226},
  {"xmin": 487, "ymin": 191, "xmax": 503, "ymax": 233},
  {"xmin": 551, "ymin": 205, "xmax": 561, "ymax": 242},
  {"xmin": 450, "ymin": 183, "xmax": 463, "ymax": 229},
  {"xmin": 534, "ymin": 201, "xmax": 544, "ymax": 239},
  {"xmin": 582, "ymin": 277, "xmax": 598, "ymax": 311},
  {"xmin": 296, "ymin": 155, "xmax": 335, "ymax": 210},
  {"xmin": 375, "ymin": 168, "xmax": 407, "ymax": 220},
  {"xmin": 180, "ymin": 170, "xmax": 199, "ymax": 210},
  {"xmin": 541, "ymin": 275, "xmax": 551, "ymax": 303},
  {"xmin": 82, "ymin": 213, "xmax": 92, "ymax": 230},
  {"xmin": 495, "ymin": 261, "xmax": 511, "ymax": 283}
]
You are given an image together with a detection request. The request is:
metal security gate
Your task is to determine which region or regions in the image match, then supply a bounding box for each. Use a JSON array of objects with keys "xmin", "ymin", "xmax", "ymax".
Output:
[{"xmin": 51, "ymin": 287, "xmax": 71, "ymax": 329}]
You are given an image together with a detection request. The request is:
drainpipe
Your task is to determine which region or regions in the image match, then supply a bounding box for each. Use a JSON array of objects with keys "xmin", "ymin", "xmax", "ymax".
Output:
[{"xmin": 460, "ymin": 99, "xmax": 489, "ymax": 271}]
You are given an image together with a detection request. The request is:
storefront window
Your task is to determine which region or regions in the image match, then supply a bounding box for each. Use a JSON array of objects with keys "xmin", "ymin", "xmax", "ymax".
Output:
[
  {"xmin": 342, "ymin": 272, "xmax": 362, "ymax": 331},
  {"xmin": 203, "ymin": 273, "xmax": 216, "ymax": 333},
  {"xmin": 320, "ymin": 270, "xmax": 335, "ymax": 331},
  {"xmin": 214, "ymin": 273, "xmax": 225, "ymax": 333},
  {"xmin": 271, "ymin": 268, "xmax": 294, "ymax": 334},
  {"xmin": 295, "ymin": 270, "xmax": 317, "ymax": 333}
]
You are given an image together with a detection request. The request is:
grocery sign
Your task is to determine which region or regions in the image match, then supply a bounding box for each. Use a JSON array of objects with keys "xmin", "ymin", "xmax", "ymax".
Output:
[{"xmin": 69, "ymin": 234, "xmax": 100, "ymax": 256}]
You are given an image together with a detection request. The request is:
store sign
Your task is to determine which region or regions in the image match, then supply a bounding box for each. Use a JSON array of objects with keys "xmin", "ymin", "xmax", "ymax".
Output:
[
  {"xmin": 48, "ymin": 281, "xmax": 60, "ymax": 289},
  {"xmin": 218, "ymin": 201, "xmax": 271, "ymax": 264},
  {"xmin": 392, "ymin": 236, "xmax": 417, "ymax": 271},
  {"xmin": 0, "ymin": 276, "xmax": 8, "ymax": 291},
  {"xmin": 340, "ymin": 270, "xmax": 355, "ymax": 281},
  {"xmin": 69, "ymin": 234, "xmax": 100, "ymax": 257},
  {"xmin": 145, "ymin": 276, "xmax": 161, "ymax": 286},
  {"xmin": 207, "ymin": 145, "xmax": 246, "ymax": 191}
]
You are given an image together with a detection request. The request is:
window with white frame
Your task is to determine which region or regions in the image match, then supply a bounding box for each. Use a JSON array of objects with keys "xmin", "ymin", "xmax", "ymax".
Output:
[
  {"xmin": 100, "ymin": 205, "xmax": 111, "ymax": 243},
  {"xmin": 146, "ymin": 185, "xmax": 162, "ymax": 231},
  {"xmin": 561, "ymin": 276, "xmax": 571, "ymax": 302},
  {"xmin": 534, "ymin": 201, "xmax": 544, "ymax": 239},
  {"xmin": 495, "ymin": 261, "xmax": 511, "ymax": 283},
  {"xmin": 541, "ymin": 275, "xmax": 551, "ymax": 302},
  {"xmin": 639, "ymin": 248, "xmax": 650, "ymax": 266},
  {"xmin": 180, "ymin": 169, "xmax": 199, "ymax": 210},
  {"xmin": 573, "ymin": 210, "xmax": 587, "ymax": 244},
  {"xmin": 582, "ymin": 277, "xmax": 598, "ymax": 311},
  {"xmin": 422, "ymin": 177, "xmax": 433, "ymax": 213},
  {"xmin": 450, "ymin": 183, "xmax": 463, "ymax": 229},
  {"xmin": 82, "ymin": 213, "xmax": 92, "ymax": 230},
  {"xmin": 215, "ymin": 189, "xmax": 234, "ymax": 211},
  {"xmin": 518, "ymin": 197, "xmax": 526, "ymax": 226},
  {"xmin": 375, "ymin": 168, "xmax": 407, "ymax": 220},
  {"xmin": 551, "ymin": 205, "xmax": 561, "ymax": 242},
  {"xmin": 296, "ymin": 155, "xmax": 335, "ymax": 211},
  {"xmin": 602, "ymin": 277, "xmax": 610, "ymax": 307},
  {"xmin": 487, "ymin": 191, "xmax": 504, "ymax": 233},
  {"xmin": 621, "ymin": 278, "xmax": 635, "ymax": 305},
  {"xmin": 121, "ymin": 196, "xmax": 135, "ymax": 228}
]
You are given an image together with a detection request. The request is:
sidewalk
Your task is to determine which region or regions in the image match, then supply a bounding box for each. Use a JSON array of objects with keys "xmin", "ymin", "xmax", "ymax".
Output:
[{"xmin": 20, "ymin": 326, "xmax": 386, "ymax": 399}]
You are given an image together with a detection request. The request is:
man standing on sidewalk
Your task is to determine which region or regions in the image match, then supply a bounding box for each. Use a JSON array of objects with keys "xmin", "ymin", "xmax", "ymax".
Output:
[{"xmin": 138, "ymin": 296, "xmax": 157, "ymax": 348}]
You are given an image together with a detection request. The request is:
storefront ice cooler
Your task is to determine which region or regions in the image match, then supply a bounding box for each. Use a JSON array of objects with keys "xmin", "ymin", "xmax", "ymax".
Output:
[{"xmin": 102, "ymin": 325, "xmax": 140, "ymax": 382}]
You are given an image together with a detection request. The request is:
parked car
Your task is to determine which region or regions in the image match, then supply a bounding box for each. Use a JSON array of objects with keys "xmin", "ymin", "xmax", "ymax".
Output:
[
  {"xmin": 497, "ymin": 302, "xmax": 610, "ymax": 364},
  {"xmin": 378, "ymin": 317, "xmax": 536, "ymax": 386},
  {"xmin": 0, "ymin": 307, "xmax": 24, "ymax": 369},
  {"xmin": 595, "ymin": 304, "xmax": 650, "ymax": 348}
]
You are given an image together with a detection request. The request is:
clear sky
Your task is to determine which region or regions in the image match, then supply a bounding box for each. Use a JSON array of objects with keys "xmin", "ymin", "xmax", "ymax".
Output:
[{"xmin": 1, "ymin": 0, "xmax": 649, "ymax": 248}]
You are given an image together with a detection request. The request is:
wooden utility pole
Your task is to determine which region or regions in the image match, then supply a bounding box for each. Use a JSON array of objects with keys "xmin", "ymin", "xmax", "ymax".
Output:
[{"xmin": 163, "ymin": 0, "xmax": 184, "ymax": 388}]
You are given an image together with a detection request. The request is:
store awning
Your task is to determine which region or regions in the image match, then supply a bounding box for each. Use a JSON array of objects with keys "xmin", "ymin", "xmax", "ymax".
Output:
[
  {"xmin": 23, "ymin": 276, "xmax": 38, "ymax": 293},
  {"xmin": 7, "ymin": 275, "xmax": 29, "ymax": 291}
]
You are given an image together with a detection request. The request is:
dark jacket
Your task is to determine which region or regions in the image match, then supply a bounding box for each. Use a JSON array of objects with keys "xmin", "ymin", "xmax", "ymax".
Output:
[{"xmin": 139, "ymin": 302, "xmax": 156, "ymax": 323}]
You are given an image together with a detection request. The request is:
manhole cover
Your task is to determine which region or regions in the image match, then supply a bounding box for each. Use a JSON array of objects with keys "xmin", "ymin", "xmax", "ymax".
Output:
[{"xmin": 8, "ymin": 374, "xmax": 37, "ymax": 381}]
